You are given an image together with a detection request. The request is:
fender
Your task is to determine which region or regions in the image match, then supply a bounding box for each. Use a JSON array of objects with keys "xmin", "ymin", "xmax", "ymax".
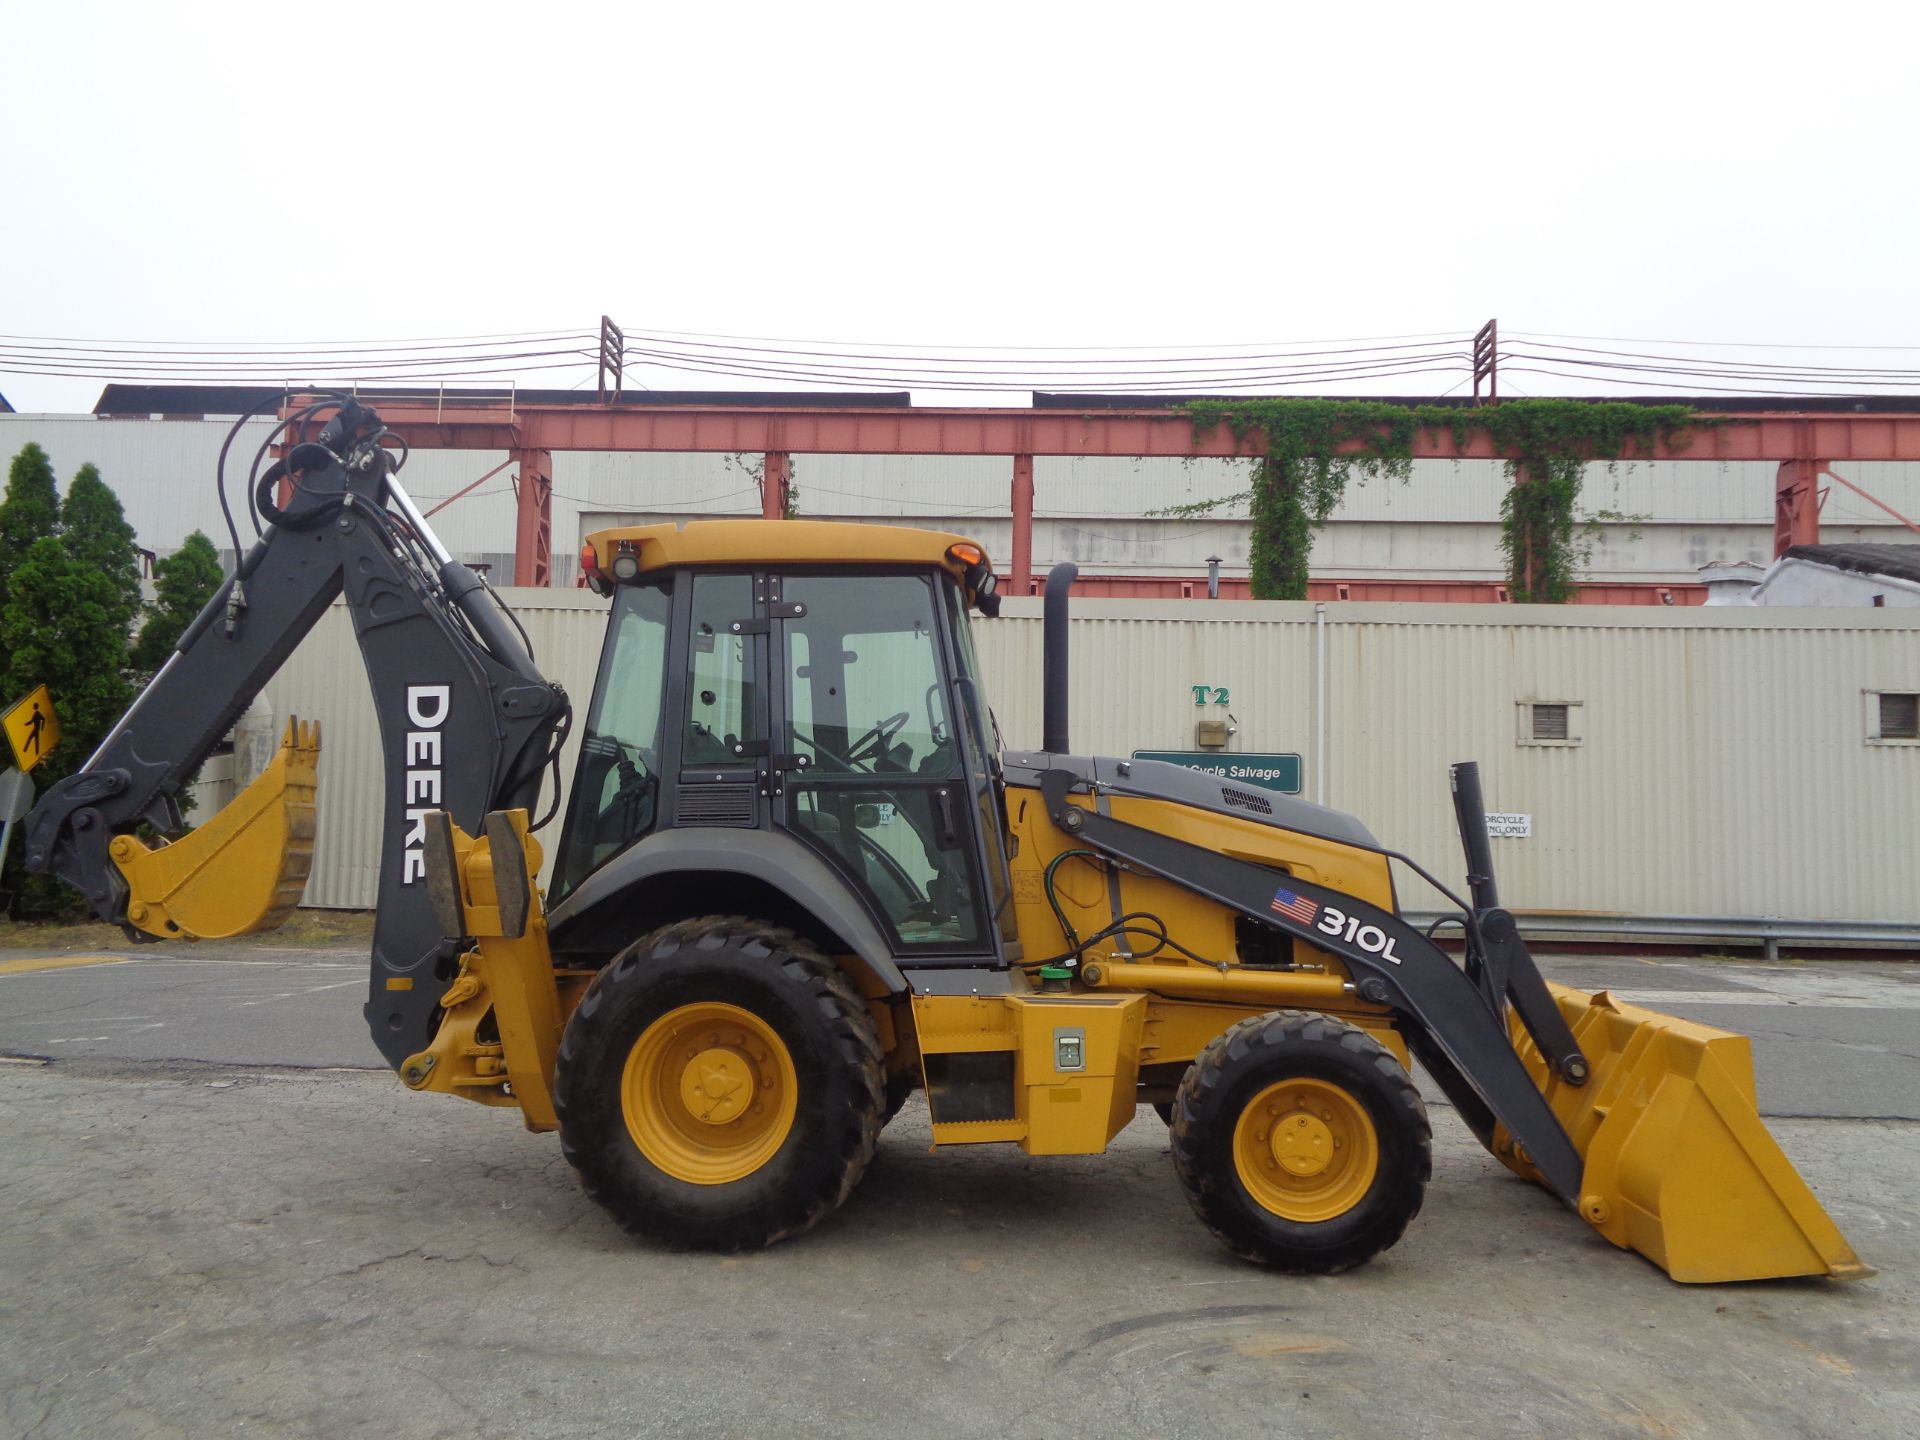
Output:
[{"xmin": 547, "ymin": 826, "xmax": 908, "ymax": 997}]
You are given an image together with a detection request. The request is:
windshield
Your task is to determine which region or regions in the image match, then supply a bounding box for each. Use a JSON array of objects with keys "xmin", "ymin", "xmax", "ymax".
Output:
[{"xmin": 553, "ymin": 580, "xmax": 672, "ymax": 898}]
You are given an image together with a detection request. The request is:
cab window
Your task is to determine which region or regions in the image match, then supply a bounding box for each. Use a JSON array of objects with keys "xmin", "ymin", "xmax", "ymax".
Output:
[
  {"xmin": 554, "ymin": 579, "xmax": 672, "ymax": 897},
  {"xmin": 685, "ymin": 574, "xmax": 761, "ymax": 767},
  {"xmin": 781, "ymin": 574, "xmax": 981, "ymax": 948}
]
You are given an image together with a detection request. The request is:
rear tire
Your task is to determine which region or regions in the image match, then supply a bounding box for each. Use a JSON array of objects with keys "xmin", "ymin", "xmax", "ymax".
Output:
[
  {"xmin": 554, "ymin": 916, "xmax": 883, "ymax": 1251},
  {"xmin": 1171, "ymin": 1010, "xmax": 1430, "ymax": 1274}
]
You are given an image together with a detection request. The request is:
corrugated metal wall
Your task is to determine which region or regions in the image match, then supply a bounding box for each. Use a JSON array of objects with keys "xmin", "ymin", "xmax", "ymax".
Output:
[
  {"xmin": 263, "ymin": 590, "xmax": 609, "ymax": 909},
  {"xmin": 262, "ymin": 592, "xmax": 1919, "ymax": 923}
]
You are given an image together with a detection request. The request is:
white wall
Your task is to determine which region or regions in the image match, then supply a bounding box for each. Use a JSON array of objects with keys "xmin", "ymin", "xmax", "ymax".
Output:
[{"xmin": 258, "ymin": 591, "xmax": 1920, "ymax": 926}]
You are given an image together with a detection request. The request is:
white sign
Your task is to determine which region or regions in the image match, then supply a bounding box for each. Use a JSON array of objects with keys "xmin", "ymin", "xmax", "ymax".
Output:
[{"xmin": 1485, "ymin": 812, "xmax": 1532, "ymax": 838}]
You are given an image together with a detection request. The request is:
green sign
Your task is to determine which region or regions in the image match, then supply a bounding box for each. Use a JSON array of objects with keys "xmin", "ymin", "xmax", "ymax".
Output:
[{"xmin": 1132, "ymin": 750, "xmax": 1303, "ymax": 795}]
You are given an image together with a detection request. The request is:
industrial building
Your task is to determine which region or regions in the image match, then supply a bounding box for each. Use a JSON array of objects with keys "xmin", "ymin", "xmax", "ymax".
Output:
[
  {"xmin": 3, "ymin": 386, "xmax": 1918, "ymax": 599},
  {"xmin": 8, "ymin": 385, "xmax": 1916, "ymax": 948},
  {"xmin": 230, "ymin": 588, "xmax": 1917, "ymax": 952}
]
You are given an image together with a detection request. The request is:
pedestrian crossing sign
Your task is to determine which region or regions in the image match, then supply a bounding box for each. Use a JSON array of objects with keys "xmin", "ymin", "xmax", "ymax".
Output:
[{"xmin": 3, "ymin": 685, "xmax": 60, "ymax": 773}]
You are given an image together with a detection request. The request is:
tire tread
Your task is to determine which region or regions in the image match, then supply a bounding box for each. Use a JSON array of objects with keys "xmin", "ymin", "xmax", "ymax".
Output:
[
  {"xmin": 554, "ymin": 915, "xmax": 883, "ymax": 1251},
  {"xmin": 1169, "ymin": 1009, "xmax": 1431, "ymax": 1274}
]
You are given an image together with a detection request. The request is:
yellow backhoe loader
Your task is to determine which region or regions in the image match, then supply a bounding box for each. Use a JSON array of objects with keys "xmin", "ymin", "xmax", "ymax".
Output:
[{"xmin": 24, "ymin": 398, "xmax": 1864, "ymax": 1281}]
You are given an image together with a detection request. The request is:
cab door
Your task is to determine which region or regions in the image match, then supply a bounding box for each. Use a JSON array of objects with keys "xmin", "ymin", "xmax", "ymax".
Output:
[
  {"xmin": 771, "ymin": 570, "xmax": 1001, "ymax": 962},
  {"xmin": 672, "ymin": 570, "xmax": 772, "ymax": 829}
]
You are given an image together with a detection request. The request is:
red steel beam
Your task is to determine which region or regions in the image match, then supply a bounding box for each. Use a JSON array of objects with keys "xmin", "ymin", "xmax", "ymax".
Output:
[
  {"xmin": 762, "ymin": 452, "xmax": 791, "ymax": 520},
  {"xmin": 1009, "ymin": 454, "xmax": 1035, "ymax": 591},
  {"xmin": 294, "ymin": 395, "xmax": 1920, "ymax": 582},
  {"xmin": 1773, "ymin": 459, "xmax": 1824, "ymax": 557},
  {"xmin": 513, "ymin": 448, "xmax": 553, "ymax": 587},
  {"xmin": 311, "ymin": 398, "xmax": 1920, "ymax": 463}
]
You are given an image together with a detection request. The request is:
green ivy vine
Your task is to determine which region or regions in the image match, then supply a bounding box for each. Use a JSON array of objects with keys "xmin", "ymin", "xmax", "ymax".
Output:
[{"xmin": 1174, "ymin": 398, "xmax": 1697, "ymax": 602}]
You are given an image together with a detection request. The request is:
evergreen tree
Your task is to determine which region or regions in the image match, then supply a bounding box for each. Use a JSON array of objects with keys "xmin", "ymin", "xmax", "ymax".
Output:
[
  {"xmin": 1, "ymin": 535, "xmax": 139, "ymax": 917},
  {"xmin": 1, "ymin": 464, "xmax": 145, "ymax": 918},
  {"xmin": 0, "ymin": 442, "xmax": 61, "ymax": 619},
  {"xmin": 134, "ymin": 531, "xmax": 224, "ymax": 674},
  {"xmin": 60, "ymin": 463, "xmax": 143, "ymax": 633}
]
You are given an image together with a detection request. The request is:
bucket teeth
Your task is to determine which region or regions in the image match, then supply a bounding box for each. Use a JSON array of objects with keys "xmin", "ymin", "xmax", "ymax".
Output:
[{"xmin": 109, "ymin": 713, "xmax": 321, "ymax": 940}]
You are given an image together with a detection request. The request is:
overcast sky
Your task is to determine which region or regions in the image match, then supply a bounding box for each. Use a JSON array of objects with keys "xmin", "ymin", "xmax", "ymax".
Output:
[{"xmin": 3, "ymin": 1, "xmax": 1916, "ymax": 415}]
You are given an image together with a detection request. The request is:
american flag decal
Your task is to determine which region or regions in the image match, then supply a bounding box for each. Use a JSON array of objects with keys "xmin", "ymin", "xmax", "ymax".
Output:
[{"xmin": 1271, "ymin": 885, "xmax": 1319, "ymax": 926}]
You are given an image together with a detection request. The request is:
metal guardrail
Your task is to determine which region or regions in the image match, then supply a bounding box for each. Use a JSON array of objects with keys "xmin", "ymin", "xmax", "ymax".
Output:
[{"xmin": 1403, "ymin": 910, "xmax": 1920, "ymax": 961}]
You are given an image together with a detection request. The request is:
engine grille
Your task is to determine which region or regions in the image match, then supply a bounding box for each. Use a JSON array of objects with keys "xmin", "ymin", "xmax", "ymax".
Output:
[
  {"xmin": 673, "ymin": 784, "xmax": 757, "ymax": 827},
  {"xmin": 1221, "ymin": 786, "xmax": 1274, "ymax": 816}
]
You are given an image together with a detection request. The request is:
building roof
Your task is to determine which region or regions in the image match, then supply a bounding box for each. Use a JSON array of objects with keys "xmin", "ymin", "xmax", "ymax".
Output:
[
  {"xmin": 1784, "ymin": 543, "xmax": 1920, "ymax": 585},
  {"xmin": 90, "ymin": 384, "xmax": 1920, "ymax": 420},
  {"xmin": 91, "ymin": 384, "xmax": 913, "ymax": 417},
  {"xmin": 0, "ymin": 390, "xmax": 12, "ymax": 414},
  {"xmin": 1037, "ymin": 393, "xmax": 1920, "ymax": 414}
]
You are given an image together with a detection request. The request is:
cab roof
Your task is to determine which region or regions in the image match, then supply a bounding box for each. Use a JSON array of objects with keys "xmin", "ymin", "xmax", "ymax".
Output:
[{"xmin": 582, "ymin": 520, "xmax": 991, "ymax": 579}]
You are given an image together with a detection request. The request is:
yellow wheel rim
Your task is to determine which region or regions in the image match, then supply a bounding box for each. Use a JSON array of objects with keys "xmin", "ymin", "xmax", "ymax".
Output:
[
  {"xmin": 1232, "ymin": 1077, "xmax": 1379, "ymax": 1223},
  {"xmin": 621, "ymin": 1002, "xmax": 799, "ymax": 1185}
]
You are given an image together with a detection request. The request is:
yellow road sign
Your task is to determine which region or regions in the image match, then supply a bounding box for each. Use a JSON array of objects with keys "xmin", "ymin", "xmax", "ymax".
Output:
[{"xmin": 2, "ymin": 685, "xmax": 60, "ymax": 773}]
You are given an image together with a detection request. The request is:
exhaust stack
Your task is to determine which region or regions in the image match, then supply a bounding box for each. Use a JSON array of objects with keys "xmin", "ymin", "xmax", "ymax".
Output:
[{"xmin": 1042, "ymin": 562, "xmax": 1077, "ymax": 753}]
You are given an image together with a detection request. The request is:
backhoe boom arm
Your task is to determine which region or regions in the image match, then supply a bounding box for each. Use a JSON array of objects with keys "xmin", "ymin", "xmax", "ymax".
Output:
[{"xmin": 23, "ymin": 402, "xmax": 568, "ymax": 1068}]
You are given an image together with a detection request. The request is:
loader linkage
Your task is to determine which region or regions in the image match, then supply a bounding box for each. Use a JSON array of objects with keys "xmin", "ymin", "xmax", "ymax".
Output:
[{"xmin": 1038, "ymin": 764, "xmax": 1589, "ymax": 1204}]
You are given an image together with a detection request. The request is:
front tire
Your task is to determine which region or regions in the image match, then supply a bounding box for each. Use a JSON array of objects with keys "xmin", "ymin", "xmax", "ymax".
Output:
[
  {"xmin": 554, "ymin": 917, "xmax": 883, "ymax": 1251},
  {"xmin": 1171, "ymin": 1010, "xmax": 1431, "ymax": 1274}
]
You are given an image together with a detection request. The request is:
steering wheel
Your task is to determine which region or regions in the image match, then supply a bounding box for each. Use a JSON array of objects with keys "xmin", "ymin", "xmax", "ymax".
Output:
[{"xmin": 843, "ymin": 711, "xmax": 911, "ymax": 769}]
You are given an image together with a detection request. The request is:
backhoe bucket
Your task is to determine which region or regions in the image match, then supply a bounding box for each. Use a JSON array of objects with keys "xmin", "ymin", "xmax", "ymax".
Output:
[
  {"xmin": 1499, "ymin": 982, "xmax": 1868, "ymax": 1283},
  {"xmin": 108, "ymin": 719, "xmax": 320, "ymax": 940}
]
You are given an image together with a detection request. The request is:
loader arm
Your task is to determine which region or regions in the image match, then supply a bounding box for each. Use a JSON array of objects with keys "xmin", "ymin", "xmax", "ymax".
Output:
[
  {"xmin": 23, "ymin": 400, "xmax": 568, "ymax": 1069},
  {"xmin": 1035, "ymin": 767, "xmax": 1588, "ymax": 1203}
]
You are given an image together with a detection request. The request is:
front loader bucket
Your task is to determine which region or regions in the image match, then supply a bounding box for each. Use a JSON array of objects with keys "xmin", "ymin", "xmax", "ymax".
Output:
[
  {"xmin": 1498, "ymin": 983, "xmax": 1867, "ymax": 1283},
  {"xmin": 108, "ymin": 719, "xmax": 320, "ymax": 940}
]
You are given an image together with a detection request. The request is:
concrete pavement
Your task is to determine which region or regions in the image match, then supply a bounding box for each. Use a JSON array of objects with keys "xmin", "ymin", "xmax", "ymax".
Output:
[{"xmin": 0, "ymin": 944, "xmax": 1916, "ymax": 1438}]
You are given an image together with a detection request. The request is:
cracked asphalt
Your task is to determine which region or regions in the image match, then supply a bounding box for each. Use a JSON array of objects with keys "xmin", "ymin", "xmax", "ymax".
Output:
[{"xmin": 1, "ymin": 947, "xmax": 1917, "ymax": 1438}]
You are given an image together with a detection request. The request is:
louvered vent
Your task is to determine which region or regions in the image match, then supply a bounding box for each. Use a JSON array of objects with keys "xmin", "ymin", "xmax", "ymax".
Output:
[
  {"xmin": 1221, "ymin": 786, "xmax": 1274, "ymax": 816},
  {"xmin": 1531, "ymin": 703, "xmax": 1570, "ymax": 741},
  {"xmin": 1881, "ymin": 692, "xmax": 1920, "ymax": 741},
  {"xmin": 674, "ymin": 784, "xmax": 757, "ymax": 827}
]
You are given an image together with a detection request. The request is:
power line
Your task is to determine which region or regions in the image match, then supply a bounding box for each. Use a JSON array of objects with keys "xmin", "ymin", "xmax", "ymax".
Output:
[
  {"xmin": 1509, "ymin": 329, "xmax": 1920, "ymax": 352},
  {"xmin": 1506, "ymin": 341, "xmax": 1920, "ymax": 380},
  {"xmin": 6, "ymin": 319, "xmax": 1920, "ymax": 399},
  {"xmin": 623, "ymin": 324, "xmax": 1473, "ymax": 351},
  {"xmin": 0, "ymin": 327, "xmax": 593, "ymax": 348},
  {"xmin": 618, "ymin": 330, "xmax": 1469, "ymax": 368}
]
